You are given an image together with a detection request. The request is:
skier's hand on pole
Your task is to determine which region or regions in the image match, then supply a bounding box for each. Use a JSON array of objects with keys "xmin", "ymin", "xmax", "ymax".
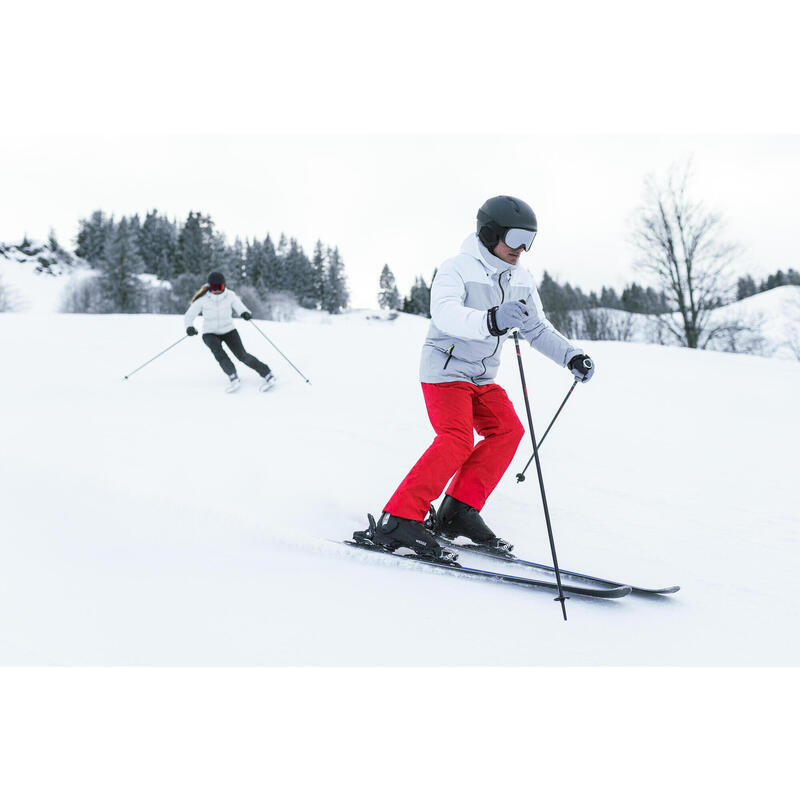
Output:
[
  {"xmin": 487, "ymin": 300, "xmax": 528, "ymax": 336},
  {"xmin": 186, "ymin": 326, "xmax": 198, "ymax": 336},
  {"xmin": 568, "ymin": 354, "xmax": 594, "ymax": 383},
  {"xmin": 240, "ymin": 312, "xmax": 252, "ymax": 320}
]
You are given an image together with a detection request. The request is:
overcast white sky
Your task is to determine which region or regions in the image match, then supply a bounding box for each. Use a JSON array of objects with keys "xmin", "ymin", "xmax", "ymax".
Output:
[
  {"xmin": 3, "ymin": 1, "xmax": 799, "ymax": 308},
  {"xmin": 2, "ymin": 134, "xmax": 798, "ymax": 307}
]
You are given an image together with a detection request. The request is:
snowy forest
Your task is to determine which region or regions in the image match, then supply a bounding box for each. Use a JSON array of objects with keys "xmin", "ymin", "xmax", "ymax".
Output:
[{"xmin": 64, "ymin": 210, "xmax": 350, "ymax": 317}]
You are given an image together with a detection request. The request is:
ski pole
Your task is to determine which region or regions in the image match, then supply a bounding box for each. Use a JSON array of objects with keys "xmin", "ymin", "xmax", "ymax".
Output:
[
  {"xmin": 247, "ymin": 319, "xmax": 311, "ymax": 384},
  {"xmin": 123, "ymin": 335, "xmax": 188, "ymax": 380},
  {"xmin": 512, "ymin": 332, "xmax": 569, "ymax": 620},
  {"xmin": 516, "ymin": 379, "xmax": 578, "ymax": 482}
]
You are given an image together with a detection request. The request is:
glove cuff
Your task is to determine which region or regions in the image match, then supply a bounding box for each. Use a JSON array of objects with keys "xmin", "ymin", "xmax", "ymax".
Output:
[{"xmin": 487, "ymin": 307, "xmax": 508, "ymax": 337}]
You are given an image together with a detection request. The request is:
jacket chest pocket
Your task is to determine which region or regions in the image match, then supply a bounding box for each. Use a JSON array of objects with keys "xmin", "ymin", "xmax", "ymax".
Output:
[{"xmin": 505, "ymin": 282, "xmax": 528, "ymax": 303}]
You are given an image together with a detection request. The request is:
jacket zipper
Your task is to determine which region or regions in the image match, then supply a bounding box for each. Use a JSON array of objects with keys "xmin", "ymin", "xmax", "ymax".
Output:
[{"xmin": 475, "ymin": 269, "xmax": 511, "ymax": 381}]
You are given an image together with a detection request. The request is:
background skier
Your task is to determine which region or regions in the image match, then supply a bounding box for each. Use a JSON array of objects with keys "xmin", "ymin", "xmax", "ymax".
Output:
[
  {"xmin": 373, "ymin": 195, "xmax": 595, "ymax": 557},
  {"xmin": 184, "ymin": 271, "xmax": 276, "ymax": 393}
]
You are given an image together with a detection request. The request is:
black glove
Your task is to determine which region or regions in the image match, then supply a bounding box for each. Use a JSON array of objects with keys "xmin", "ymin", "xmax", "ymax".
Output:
[
  {"xmin": 240, "ymin": 311, "xmax": 252, "ymax": 321},
  {"xmin": 186, "ymin": 326, "xmax": 198, "ymax": 336},
  {"xmin": 568, "ymin": 354, "xmax": 595, "ymax": 383}
]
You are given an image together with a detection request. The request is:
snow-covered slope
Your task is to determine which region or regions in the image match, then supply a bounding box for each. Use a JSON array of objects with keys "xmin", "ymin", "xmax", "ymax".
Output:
[
  {"xmin": 710, "ymin": 284, "xmax": 800, "ymax": 359},
  {"xmin": 0, "ymin": 239, "xmax": 91, "ymax": 312},
  {"xmin": 1, "ymin": 310, "xmax": 798, "ymax": 665}
]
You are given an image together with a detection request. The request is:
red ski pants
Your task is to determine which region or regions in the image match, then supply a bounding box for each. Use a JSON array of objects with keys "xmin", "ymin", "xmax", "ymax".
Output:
[{"xmin": 384, "ymin": 381, "xmax": 525, "ymax": 521}]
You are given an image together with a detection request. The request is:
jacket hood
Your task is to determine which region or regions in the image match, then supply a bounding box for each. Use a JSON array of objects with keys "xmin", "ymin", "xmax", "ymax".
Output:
[{"xmin": 460, "ymin": 233, "xmax": 511, "ymax": 275}]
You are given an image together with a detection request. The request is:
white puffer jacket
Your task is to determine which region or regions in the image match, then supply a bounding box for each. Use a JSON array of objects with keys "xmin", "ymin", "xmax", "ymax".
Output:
[
  {"xmin": 184, "ymin": 289, "xmax": 249, "ymax": 335},
  {"xmin": 419, "ymin": 234, "xmax": 582, "ymax": 385}
]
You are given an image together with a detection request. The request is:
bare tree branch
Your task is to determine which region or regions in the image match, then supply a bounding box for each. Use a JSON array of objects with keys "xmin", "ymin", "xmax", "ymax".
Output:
[{"xmin": 630, "ymin": 158, "xmax": 742, "ymax": 348}]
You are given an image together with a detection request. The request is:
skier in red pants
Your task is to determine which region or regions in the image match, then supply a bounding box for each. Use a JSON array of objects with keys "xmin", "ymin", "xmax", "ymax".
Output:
[{"xmin": 373, "ymin": 195, "xmax": 595, "ymax": 558}]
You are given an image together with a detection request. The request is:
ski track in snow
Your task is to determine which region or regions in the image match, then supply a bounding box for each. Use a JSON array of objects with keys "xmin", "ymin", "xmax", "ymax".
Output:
[{"xmin": 1, "ymin": 311, "xmax": 799, "ymax": 665}]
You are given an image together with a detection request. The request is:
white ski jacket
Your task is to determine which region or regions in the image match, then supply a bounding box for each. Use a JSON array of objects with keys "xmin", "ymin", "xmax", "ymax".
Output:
[
  {"xmin": 419, "ymin": 234, "xmax": 583, "ymax": 385},
  {"xmin": 184, "ymin": 289, "xmax": 249, "ymax": 335}
]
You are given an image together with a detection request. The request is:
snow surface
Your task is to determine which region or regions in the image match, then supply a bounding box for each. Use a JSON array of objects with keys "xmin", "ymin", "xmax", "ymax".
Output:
[{"xmin": 1, "ymin": 310, "xmax": 799, "ymax": 665}]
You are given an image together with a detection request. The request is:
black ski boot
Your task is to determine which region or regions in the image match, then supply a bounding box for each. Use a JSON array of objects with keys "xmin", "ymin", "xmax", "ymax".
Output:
[
  {"xmin": 352, "ymin": 512, "xmax": 457, "ymax": 562},
  {"xmin": 435, "ymin": 496, "xmax": 513, "ymax": 552}
]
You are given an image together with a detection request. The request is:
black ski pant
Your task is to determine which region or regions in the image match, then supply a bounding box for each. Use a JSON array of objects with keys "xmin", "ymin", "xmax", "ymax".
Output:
[{"xmin": 202, "ymin": 329, "xmax": 270, "ymax": 378}]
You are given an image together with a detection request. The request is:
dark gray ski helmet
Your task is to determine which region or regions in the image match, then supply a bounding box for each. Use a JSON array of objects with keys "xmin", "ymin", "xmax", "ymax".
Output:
[
  {"xmin": 207, "ymin": 271, "xmax": 225, "ymax": 285},
  {"xmin": 477, "ymin": 195, "xmax": 538, "ymax": 251}
]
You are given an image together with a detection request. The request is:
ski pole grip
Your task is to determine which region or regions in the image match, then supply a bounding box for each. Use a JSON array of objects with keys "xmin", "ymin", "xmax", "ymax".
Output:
[{"xmin": 582, "ymin": 357, "xmax": 593, "ymax": 370}]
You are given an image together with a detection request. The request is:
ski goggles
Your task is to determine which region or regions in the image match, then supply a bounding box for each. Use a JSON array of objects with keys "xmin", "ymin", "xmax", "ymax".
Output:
[
  {"xmin": 503, "ymin": 228, "xmax": 537, "ymax": 251},
  {"xmin": 209, "ymin": 283, "xmax": 225, "ymax": 293}
]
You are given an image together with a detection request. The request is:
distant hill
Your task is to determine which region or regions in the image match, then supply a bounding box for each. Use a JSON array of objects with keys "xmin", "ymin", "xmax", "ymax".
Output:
[
  {"xmin": 705, "ymin": 285, "xmax": 800, "ymax": 361},
  {"xmin": 560, "ymin": 285, "xmax": 800, "ymax": 361}
]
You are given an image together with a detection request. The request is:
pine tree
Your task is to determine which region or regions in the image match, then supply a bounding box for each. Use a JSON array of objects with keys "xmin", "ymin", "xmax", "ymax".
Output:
[
  {"xmin": 378, "ymin": 264, "xmax": 401, "ymax": 310},
  {"xmin": 600, "ymin": 286, "xmax": 622, "ymax": 309},
  {"xmin": 284, "ymin": 239, "xmax": 316, "ymax": 308},
  {"xmin": 538, "ymin": 271, "xmax": 566, "ymax": 311},
  {"xmin": 538, "ymin": 271, "xmax": 574, "ymax": 336},
  {"xmin": 98, "ymin": 217, "xmax": 145, "ymax": 312},
  {"xmin": 176, "ymin": 211, "xmax": 216, "ymax": 276},
  {"xmin": 621, "ymin": 282, "xmax": 648, "ymax": 313},
  {"xmin": 229, "ymin": 237, "xmax": 245, "ymax": 285},
  {"xmin": 562, "ymin": 282, "xmax": 583, "ymax": 310},
  {"xmin": 276, "ymin": 233, "xmax": 288, "ymax": 259},
  {"xmin": 645, "ymin": 286, "xmax": 669, "ymax": 313},
  {"xmin": 246, "ymin": 238, "xmax": 268, "ymax": 293},
  {"xmin": 403, "ymin": 275, "xmax": 431, "ymax": 317},
  {"xmin": 48, "ymin": 228, "xmax": 73, "ymax": 264},
  {"xmin": 140, "ymin": 210, "xmax": 178, "ymax": 278},
  {"xmin": 323, "ymin": 247, "xmax": 350, "ymax": 313},
  {"xmin": 128, "ymin": 213, "xmax": 142, "ymax": 244},
  {"xmin": 76, "ymin": 210, "xmax": 113, "ymax": 265},
  {"xmin": 262, "ymin": 234, "xmax": 280, "ymax": 291},
  {"xmin": 312, "ymin": 240, "xmax": 327, "ymax": 310}
]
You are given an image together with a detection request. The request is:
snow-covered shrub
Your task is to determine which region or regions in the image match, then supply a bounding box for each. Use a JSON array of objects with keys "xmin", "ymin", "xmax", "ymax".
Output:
[
  {"xmin": 262, "ymin": 291, "xmax": 298, "ymax": 322},
  {"xmin": 577, "ymin": 308, "xmax": 635, "ymax": 342},
  {"xmin": 236, "ymin": 286, "xmax": 297, "ymax": 322},
  {"xmin": 60, "ymin": 274, "xmax": 112, "ymax": 313},
  {"xmin": 0, "ymin": 277, "xmax": 12, "ymax": 311},
  {"xmin": 235, "ymin": 285, "xmax": 266, "ymax": 319}
]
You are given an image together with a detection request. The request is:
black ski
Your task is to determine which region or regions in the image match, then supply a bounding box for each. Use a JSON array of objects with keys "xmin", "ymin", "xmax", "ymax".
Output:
[
  {"xmin": 342, "ymin": 518, "xmax": 631, "ymax": 599},
  {"xmin": 433, "ymin": 536, "xmax": 680, "ymax": 595},
  {"xmin": 426, "ymin": 506, "xmax": 679, "ymax": 594}
]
